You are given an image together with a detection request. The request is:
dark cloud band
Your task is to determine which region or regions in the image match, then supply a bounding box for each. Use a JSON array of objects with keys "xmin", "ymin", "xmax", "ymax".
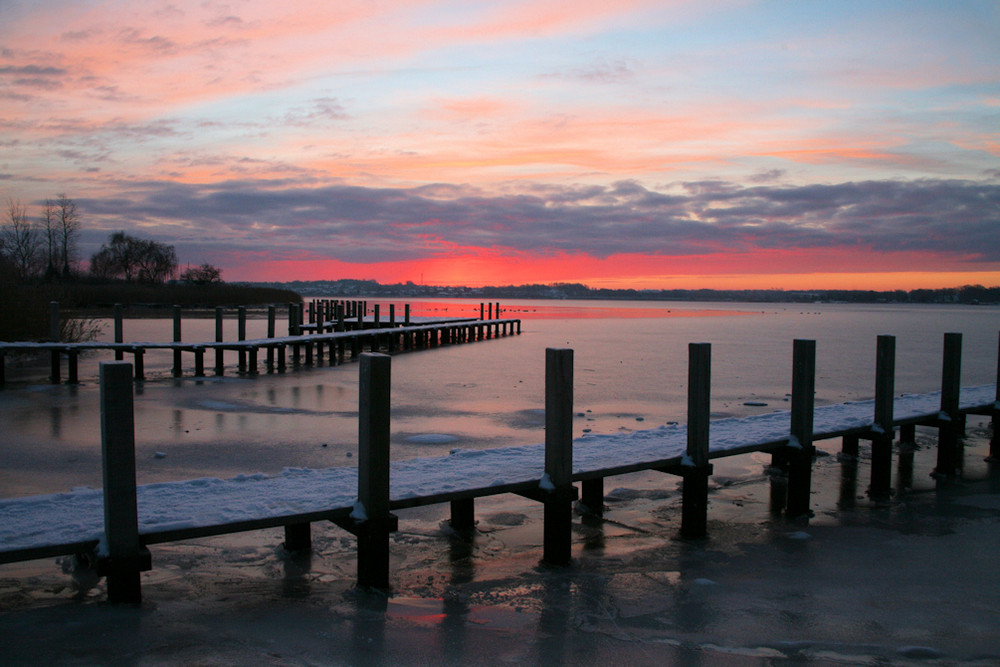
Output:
[{"xmin": 74, "ymin": 177, "xmax": 1000, "ymax": 264}]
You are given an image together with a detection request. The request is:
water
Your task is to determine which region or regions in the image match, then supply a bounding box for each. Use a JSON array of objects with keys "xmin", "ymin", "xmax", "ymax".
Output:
[
  {"xmin": 2, "ymin": 299, "xmax": 999, "ymax": 665},
  {"xmin": 1, "ymin": 299, "xmax": 996, "ymax": 496}
]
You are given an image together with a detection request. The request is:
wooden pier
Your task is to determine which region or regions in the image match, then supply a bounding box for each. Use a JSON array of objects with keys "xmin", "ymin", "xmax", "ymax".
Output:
[
  {"xmin": 0, "ymin": 300, "xmax": 520, "ymax": 385},
  {"xmin": 0, "ymin": 331, "xmax": 997, "ymax": 603}
]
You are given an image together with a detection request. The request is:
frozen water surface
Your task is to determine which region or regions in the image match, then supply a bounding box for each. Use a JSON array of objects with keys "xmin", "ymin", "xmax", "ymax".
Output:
[{"xmin": 1, "ymin": 299, "xmax": 998, "ymax": 664}]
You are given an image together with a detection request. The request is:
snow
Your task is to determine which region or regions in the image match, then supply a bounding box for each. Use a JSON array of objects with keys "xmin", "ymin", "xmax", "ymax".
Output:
[
  {"xmin": 538, "ymin": 473, "xmax": 555, "ymax": 491},
  {"xmin": 1, "ymin": 384, "xmax": 995, "ymax": 558}
]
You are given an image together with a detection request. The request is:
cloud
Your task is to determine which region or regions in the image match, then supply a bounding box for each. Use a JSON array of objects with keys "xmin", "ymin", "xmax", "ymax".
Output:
[{"xmin": 73, "ymin": 177, "xmax": 1000, "ymax": 266}]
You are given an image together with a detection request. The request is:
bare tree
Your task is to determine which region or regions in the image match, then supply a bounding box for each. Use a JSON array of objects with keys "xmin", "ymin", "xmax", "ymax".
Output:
[
  {"xmin": 41, "ymin": 198, "xmax": 58, "ymax": 280},
  {"xmin": 1, "ymin": 198, "xmax": 41, "ymax": 282},
  {"xmin": 56, "ymin": 193, "xmax": 79, "ymax": 279}
]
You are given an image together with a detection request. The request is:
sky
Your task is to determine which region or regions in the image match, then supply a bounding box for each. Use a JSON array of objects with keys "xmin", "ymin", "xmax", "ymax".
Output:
[{"xmin": 1, "ymin": 0, "xmax": 998, "ymax": 290}]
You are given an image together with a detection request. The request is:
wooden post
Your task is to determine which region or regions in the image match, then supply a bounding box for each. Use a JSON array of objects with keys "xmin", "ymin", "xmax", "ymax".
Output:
[
  {"xmin": 356, "ymin": 353, "xmax": 393, "ymax": 590},
  {"xmin": 682, "ymin": 342, "xmax": 713, "ymax": 538},
  {"xmin": 841, "ymin": 435, "xmax": 859, "ymax": 459},
  {"xmin": 935, "ymin": 333, "xmax": 962, "ymax": 477},
  {"xmin": 133, "ymin": 348, "xmax": 145, "ymax": 380},
  {"xmin": 214, "ymin": 307, "xmax": 224, "ymax": 375},
  {"xmin": 49, "ymin": 301, "xmax": 60, "ymax": 383},
  {"xmin": 405, "ymin": 304, "xmax": 410, "ymax": 326},
  {"xmin": 194, "ymin": 348, "xmax": 205, "ymax": 377},
  {"xmin": 580, "ymin": 478, "xmax": 603, "ymax": 515},
  {"xmin": 0, "ymin": 350, "xmax": 5, "ymax": 386},
  {"xmin": 869, "ymin": 335, "xmax": 895, "ymax": 500},
  {"xmin": 100, "ymin": 362, "xmax": 148, "ymax": 603},
  {"xmin": 266, "ymin": 305, "xmax": 276, "ymax": 369},
  {"xmin": 786, "ymin": 339, "xmax": 816, "ymax": 517},
  {"xmin": 488, "ymin": 303, "xmax": 493, "ymax": 320},
  {"xmin": 543, "ymin": 348, "xmax": 575, "ymax": 566},
  {"xmin": 374, "ymin": 304, "xmax": 380, "ymax": 328},
  {"xmin": 238, "ymin": 306, "xmax": 247, "ymax": 373},
  {"xmin": 67, "ymin": 349, "xmax": 78, "ymax": 384},
  {"xmin": 114, "ymin": 303, "xmax": 124, "ymax": 361},
  {"xmin": 172, "ymin": 305, "xmax": 182, "ymax": 377},
  {"xmin": 291, "ymin": 303, "xmax": 301, "ymax": 365},
  {"xmin": 336, "ymin": 304, "xmax": 345, "ymax": 332},
  {"xmin": 991, "ymin": 331, "xmax": 1000, "ymax": 461},
  {"xmin": 450, "ymin": 499, "xmax": 476, "ymax": 531},
  {"xmin": 284, "ymin": 523, "xmax": 312, "ymax": 552},
  {"xmin": 480, "ymin": 303, "xmax": 484, "ymax": 320},
  {"xmin": 899, "ymin": 423, "xmax": 916, "ymax": 447},
  {"xmin": 389, "ymin": 304, "xmax": 395, "ymax": 327}
]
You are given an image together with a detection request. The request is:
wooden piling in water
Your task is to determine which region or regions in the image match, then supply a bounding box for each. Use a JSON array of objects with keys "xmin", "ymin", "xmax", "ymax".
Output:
[
  {"xmin": 267, "ymin": 306, "xmax": 276, "ymax": 370},
  {"xmin": 214, "ymin": 307, "xmax": 224, "ymax": 375},
  {"xmin": 543, "ymin": 347, "xmax": 576, "ymax": 566},
  {"xmin": 841, "ymin": 434, "xmax": 860, "ymax": 459},
  {"xmin": 67, "ymin": 349, "xmax": 78, "ymax": 384},
  {"xmin": 49, "ymin": 301, "xmax": 60, "ymax": 383},
  {"xmin": 99, "ymin": 362, "xmax": 150, "ymax": 603},
  {"xmin": 935, "ymin": 333, "xmax": 963, "ymax": 477},
  {"xmin": 283, "ymin": 523, "xmax": 311, "ymax": 552},
  {"xmin": 580, "ymin": 479, "xmax": 603, "ymax": 515},
  {"xmin": 172, "ymin": 305, "xmax": 182, "ymax": 377},
  {"xmin": 133, "ymin": 348, "xmax": 144, "ymax": 380},
  {"xmin": 290, "ymin": 303, "xmax": 301, "ymax": 365},
  {"xmin": 869, "ymin": 335, "xmax": 896, "ymax": 500},
  {"xmin": 681, "ymin": 342, "xmax": 713, "ymax": 538},
  {"xmin": 449, "ymin": 498, "xmax": 476, "ymax": 531},
  {"xmin": 354, "ymin": 353, "xmax": 395, "ymax": 590},
  {"xmin": 238, "ymin": 306, "xmax": 247, "ymax": 373},
  {"xmin": 786, "ymin": 339, "xmax": 816, "ymax": 517},
  {"xmin": 991, "ymin": 332, "xmax": 1000, "ymax": 461},
  {"xmin": 114, "ymin": 304, "xmax": 124, "ymax": 361}
]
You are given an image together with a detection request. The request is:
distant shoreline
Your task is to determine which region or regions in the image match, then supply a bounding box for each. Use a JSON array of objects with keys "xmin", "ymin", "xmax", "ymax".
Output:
[{"xmin": 240, "ymin": 279, "xmax": 1000, "ymax": 306}]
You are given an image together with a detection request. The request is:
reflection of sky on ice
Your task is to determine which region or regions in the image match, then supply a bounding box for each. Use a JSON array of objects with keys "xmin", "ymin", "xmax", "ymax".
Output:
[{"xmin": 2, "ymin": 300, "xmax": 998, "ymax": 499}]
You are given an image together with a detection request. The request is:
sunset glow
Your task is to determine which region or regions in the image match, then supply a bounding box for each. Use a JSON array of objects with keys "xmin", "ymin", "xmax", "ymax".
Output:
[{"xmin": 1, "ymin": 1, "xmax": 998, "ymax": 290}]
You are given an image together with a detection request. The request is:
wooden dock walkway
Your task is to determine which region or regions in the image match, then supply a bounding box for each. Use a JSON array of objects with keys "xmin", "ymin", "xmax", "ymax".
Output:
[
  {"xmin": 1, "ymin": 332, "xmax": 997, "ymax": 602},
  {"xmin": 0, "ymin": 305, "xmax": 521, "ymax": 384}
]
